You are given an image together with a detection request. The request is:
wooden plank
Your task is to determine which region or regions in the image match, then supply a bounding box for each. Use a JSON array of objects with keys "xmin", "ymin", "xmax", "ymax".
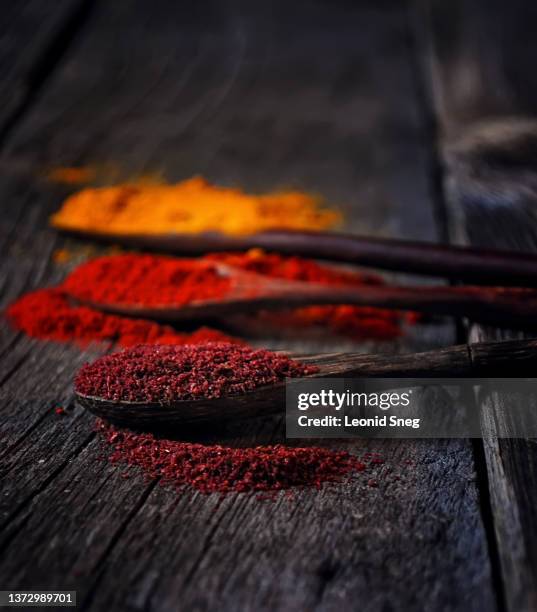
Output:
[
  {"xmin": 0, "ymin": 0, "xmax": 95, "ymax": 144},
  {"xmin": 424, "ymin": 2, "xmax": 537, "ymax": 610},
  {"xmin": 0, "ymin": 1, "xmax": 496, "ymax": 610},
  {"xmin": 421, "ymin": 0, "xmax": 537, "ymax": 132}
]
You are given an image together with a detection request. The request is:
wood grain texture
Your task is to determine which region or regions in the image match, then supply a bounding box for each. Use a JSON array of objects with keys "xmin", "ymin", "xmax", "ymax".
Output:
[
  {"xmin": 0, "ymin": 0, "xmax": 94, "ymax": 144},
  {"xmin": 0, "ymin": 2, "xmax": 496, "ymax": 611},
  {"xmin": 425, "ymin": 1, "xmax": 537, "ymax": 610}
]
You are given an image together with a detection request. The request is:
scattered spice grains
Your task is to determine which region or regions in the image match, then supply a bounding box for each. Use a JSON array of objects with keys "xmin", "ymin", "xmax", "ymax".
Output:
[
  {"xmin": 97, "ymin": 420, "xmax": 368, "ymax": 494},
  {"xmin": 75, "ymin": 343, "xmax": 317, "ymax": 402},
  {"xmin": 5, "ymin": 288, "xmax": 240, "ymax": 348},
  {"xmin": 52, "ymin": 248, "xmax": 72, "ymax": 264},
  {"xmin": 63, "ymin": 254, "xmax": 231, "ymax": 306},
  {"xmin": 45, "ymin": 165, "xmax": 97, "ymax": 185}
]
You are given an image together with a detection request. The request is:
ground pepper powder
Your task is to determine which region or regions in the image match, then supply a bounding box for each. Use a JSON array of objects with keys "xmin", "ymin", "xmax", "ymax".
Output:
[
  {"xmin": 97, "ymin": 420, "xmax": 370, "ymax": 494},
  {"xmin": 75, "ymin": 343, "xmax": 316, "ymax": 402},
  {"xmin": 6, "ymin": 288, "xmax": 240, "ymax": 347}
]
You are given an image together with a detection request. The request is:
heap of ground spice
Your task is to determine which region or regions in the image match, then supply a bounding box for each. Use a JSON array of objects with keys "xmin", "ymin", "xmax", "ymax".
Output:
[
  {"xmin": 60, "ymin": 251, "xmax": 410, "ymax": 340},
  {"xmin": 6, "ymin": 288, "xmax": 240, "ymax": 348},
  {"xmin": 6, "ymin": 250, "xmax": 410, "ymax": 346},
  {"xmin": 50, "ymin": 176, "xmax": 340, "ymax": 236},
  {"xmin": 207, "ymin": 249, "xmax": 413, "ymax": 339},
  {"xmin": 97, "ymin": 420, "xmax": 369, "ymax": 494},
  {"xmin": 75, "ymin": 343, "xmax": 316, "ymax": 402},
  {"xmin": 63, "ymin": 254, "xmax": 231, "ymax": 306}
]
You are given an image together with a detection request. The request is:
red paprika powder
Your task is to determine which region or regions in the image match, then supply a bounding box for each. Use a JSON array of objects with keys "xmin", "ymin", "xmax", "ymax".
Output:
[
  {"xmin": 63, "ymin": 250, "xmax": 413, "ymax": 341},
  {"xmin": 206, "ymin": 249, "xmax": 413, "ymax": 339},
  {"xmin": 6, "ymin": 288, "xmax": 240, "ymax": 348},
  {"xmin": 6, "ymin": 249, "xmax": 411, "ymax": 347},
  {"xmin": 63, "ymin": 254, "xmax": 231, "ymax": 306}
]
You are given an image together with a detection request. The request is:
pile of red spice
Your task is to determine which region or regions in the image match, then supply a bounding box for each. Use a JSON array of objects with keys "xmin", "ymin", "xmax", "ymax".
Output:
[
  {"xmin": 75, "ymin": 343, "xmax": 316, "ymax": 402},
  {"xmin": 5, "ymin": 249, "xmax": 412, "ymax": 347},
  {"xmin": 97, "ymin": 420, "xmax": 370, "ymax": 494},
  {"xmin": 63, "ymin": 254, "xmax": 231, "ymax": 306},
  {"xmin": 206, "ymin": 249, "xmax": 413, "ymax": 339},
  {"xmin": 6, "ymin": 288, "xmax": 239, "ymax": 348},
  {"xmin": 207, "ymin": 249, "xmax": 382, "ymax": 284}
]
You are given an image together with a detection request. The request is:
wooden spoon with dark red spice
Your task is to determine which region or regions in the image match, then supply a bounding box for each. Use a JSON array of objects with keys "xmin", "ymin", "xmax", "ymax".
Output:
[
  {"xmin": 66, "ymin": 261, "xmax": 537, "ymax": 329},
  {"xmin": 75, "ymin": 338, "xmax": 537, "ymax": 427}
]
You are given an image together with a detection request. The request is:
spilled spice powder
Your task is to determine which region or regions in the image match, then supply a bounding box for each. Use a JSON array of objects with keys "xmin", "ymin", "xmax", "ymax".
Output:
[
  {"xmin": 45, "ymin": 166, "xmax": 97, "ymax": 185},
  {"xmin": 75, "ymin": 343, "xmax": 316, "ymax": 402},
  {"xmin": 5, "ymin": 288, "xmax": 240, "ymax": 348},
  {"xmin": 97, "ymin": 420, "xmax": 368, "ymax": 494},
  {"xmin": 207, "ymin": 250, "xmax": 414, "ymax": 340},
  {"xmin": 51, "ymin": 176, "xmax": 340, "ymax": 236},
  {"xmin": 52, "ymin": 248, "xmax": 72, "ymax": 264}
]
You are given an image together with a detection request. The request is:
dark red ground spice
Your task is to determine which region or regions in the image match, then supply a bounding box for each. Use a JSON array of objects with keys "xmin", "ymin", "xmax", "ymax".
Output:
[
  {"xmin": 63, "ymin": 254, "xmax": 231, "ymax": 306},
  {"xmin": 5, "ymin": 288, "xmax": 240, "ymax": 348},
  {"xmin": 96, "ymin": 420, "xmax": 368, "ymax": 494},
  {"xmin": 75, "ymin": 342, "xmax": 317, "ymax": 402}
]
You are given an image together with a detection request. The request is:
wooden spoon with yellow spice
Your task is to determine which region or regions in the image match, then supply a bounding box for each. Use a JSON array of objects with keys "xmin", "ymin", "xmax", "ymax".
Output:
[{"xmin": 50, "ymin": 176, "xmax": 537, "ymax": 286}]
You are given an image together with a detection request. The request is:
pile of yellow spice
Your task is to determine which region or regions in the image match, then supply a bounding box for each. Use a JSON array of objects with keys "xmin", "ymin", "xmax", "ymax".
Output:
[{"xmin": 50, "ymin": 176, "xmax": 340, "ymax": 236}]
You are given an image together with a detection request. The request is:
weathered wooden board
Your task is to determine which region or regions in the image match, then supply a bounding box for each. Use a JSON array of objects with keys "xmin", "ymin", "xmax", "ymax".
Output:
[
  {"xmin": 0, "ymin": 0, "xmax": 93, "ymax": 143},
  {"xmin": 426, "ymin": 1, "xmax": 537, "ymax": 611},
  {"xmin": 0, "ymin": 2, "xmax": 497, "ymax": 610}
]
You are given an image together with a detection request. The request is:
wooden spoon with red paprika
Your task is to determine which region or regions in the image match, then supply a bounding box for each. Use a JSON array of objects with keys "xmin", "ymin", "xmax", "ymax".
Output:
[{"xmin": 65, "ymin": 260, "xmax": 537, "ymax": 330}]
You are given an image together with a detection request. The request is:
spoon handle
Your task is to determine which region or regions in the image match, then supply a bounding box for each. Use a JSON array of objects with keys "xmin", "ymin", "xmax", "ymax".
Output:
[
  {"xmin": 240, "ymin": 231, "xmax": 537, "ymax": 286},
  {"xmin": 244, "ymin": 284, "xmax": 537, "ymax": 329},
  {"xmin": 305, "ymin": 338, "xmax": 537, "ymax": 378},
  {"xmin": 76, "ymin": 283, "xmax": 537, "ymax": 328},
  {"xmin": 60, "ymin": 228, "xmax": 537, "ymax": 286}
]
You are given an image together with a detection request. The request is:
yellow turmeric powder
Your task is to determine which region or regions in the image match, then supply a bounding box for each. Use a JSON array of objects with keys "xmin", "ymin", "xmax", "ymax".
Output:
[{"xmin": 50, "ymin": 176, "xmax": 340, "ymax": 236}]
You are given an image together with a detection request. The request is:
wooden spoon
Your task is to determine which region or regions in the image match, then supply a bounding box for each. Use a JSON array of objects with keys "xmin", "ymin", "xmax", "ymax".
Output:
[
  {"xmin": 57, "ymin": 228, "xmax": 537, "ymax": 286},
  {"xmin": 67, "ymin": 261, "xmax": 537, "ymax": 328},
  {"xmin": 75, "ymin": 338, "xmax": 537, "ymax": 427}
]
